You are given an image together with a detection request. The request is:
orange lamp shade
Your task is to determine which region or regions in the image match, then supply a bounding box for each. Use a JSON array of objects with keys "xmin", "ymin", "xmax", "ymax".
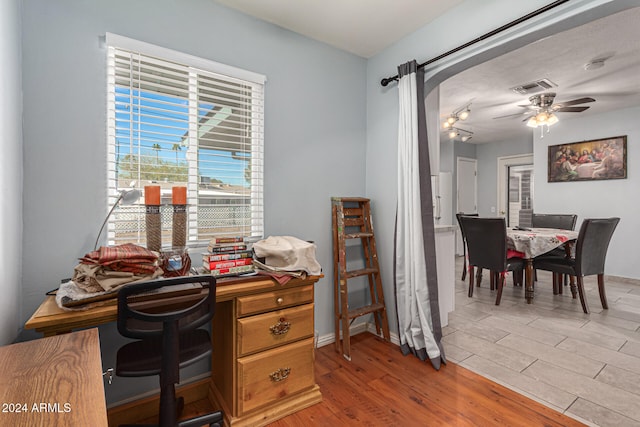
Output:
[
  {"xmin": 144, "ymin": 185, "xmax": 161, "ymax": 205},
  {"xmin": 172, "ymin": 186, "xmax": 187, "ymax": 205}
]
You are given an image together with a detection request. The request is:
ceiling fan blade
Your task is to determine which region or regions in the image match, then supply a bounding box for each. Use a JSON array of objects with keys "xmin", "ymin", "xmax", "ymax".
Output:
[
  {"xmin": 492, "ymin": 112, "xmax": 529, "ymax": 119},
  {"xmin": 522, "ymin": 115, "xmax": 535, "ymax": 122},
  {"xmin": 553, "ymin": 97, "xmax": 596, "ymax": 108},
  {"xmin": 555, "ymin": 106, "xmax": 590, "ymax": 113}
]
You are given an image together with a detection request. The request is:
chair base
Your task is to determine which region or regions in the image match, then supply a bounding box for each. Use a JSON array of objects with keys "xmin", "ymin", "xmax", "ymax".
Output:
[{"xmin": 118, "ymin": 410, "xmax": 223, "ymax": 427}]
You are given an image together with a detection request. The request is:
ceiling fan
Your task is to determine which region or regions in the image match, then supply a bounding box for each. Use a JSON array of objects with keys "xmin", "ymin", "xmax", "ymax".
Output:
[{"xmin": 493, "ymin": 92, "xmax": 596, "ymax": 127}]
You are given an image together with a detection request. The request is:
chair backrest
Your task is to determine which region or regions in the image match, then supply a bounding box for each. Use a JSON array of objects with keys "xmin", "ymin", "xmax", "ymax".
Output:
[
  {"xmin": 459, "ymin": 216, "xmax": 507, "ymax": 272},
  {"xmin": 117, "ymin": 275, "xmax": 216, "ymax": 340},
  {"xmin": 575, "ymin": 217, "xmax": 620, "ymax": 276},
  {"xmin": 531, "ymin": 213, "xmax": 577, "ymax": 230},
  {"xmin": 456, "ymin": 212, "xmax": 479, "ymax": 243}
]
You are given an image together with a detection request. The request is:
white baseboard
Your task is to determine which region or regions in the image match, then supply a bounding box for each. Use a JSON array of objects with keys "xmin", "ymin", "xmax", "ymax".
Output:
[{"xmin": 316, "ymin": 321, "xmax": 399, "ymax": 349}]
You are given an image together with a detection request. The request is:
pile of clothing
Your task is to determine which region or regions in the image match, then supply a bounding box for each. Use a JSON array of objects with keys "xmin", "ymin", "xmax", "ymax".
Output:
[
  {"xmin": 253, "ymin": 236, "xmax": 322, "ymax": 284},
  {"xmin": 73, "ymin": 243, "xmax": 163, "ymax": 293}
]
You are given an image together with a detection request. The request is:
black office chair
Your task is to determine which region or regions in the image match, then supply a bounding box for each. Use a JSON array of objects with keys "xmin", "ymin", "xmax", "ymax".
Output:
[
  {"xmin": 456, "ymin": 213, "xmax": 479, "ymax": 281},
  {"xmin": 459, "ymin": 216, "xmax": 524, "ymax": 305},
  {"xmin": 534, "ymin": 217, "xmax": 619, "ymax": 314},
  {"xmin": 116, "ymin": 275, "xmax": 223, "ymax": 427}
]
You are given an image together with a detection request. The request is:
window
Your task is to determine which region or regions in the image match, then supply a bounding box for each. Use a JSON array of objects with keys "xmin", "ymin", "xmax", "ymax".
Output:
[{"xmin": 106, "ymin": 34, "xmax": 265, "ymax": 247}]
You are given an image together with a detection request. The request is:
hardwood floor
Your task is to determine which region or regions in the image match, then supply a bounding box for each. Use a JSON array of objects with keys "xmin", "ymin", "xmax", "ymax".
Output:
[
  {"xmin": 136, "ymin": 332, "xmax": 586, "ymax": 426},
  {"xmin": 268, "ymin": 332, "xmax": 586, "ymax": 426}
]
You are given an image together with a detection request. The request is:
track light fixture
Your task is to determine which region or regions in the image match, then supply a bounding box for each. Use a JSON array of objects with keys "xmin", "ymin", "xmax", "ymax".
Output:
[
  {"xmin": 447, "ymin": 127, "xmax": 473, "ymax": 143},
  {"xmin": 442, "ymin": 103, "xmax": 471, "ymax": 129}
]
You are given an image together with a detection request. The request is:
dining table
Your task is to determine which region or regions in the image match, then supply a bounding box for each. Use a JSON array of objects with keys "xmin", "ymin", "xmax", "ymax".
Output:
[{"xmin": 506, "ymin": 226, "xmax": 579, "ymax": 303}]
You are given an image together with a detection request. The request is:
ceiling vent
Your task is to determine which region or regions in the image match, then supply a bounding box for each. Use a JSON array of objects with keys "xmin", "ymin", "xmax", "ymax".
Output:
[{"xmin": 510, "ymin": 78, "xmax": 557, "ymax": 95}]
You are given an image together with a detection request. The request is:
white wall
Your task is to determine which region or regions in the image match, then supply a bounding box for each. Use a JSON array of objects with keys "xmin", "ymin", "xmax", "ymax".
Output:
[
  {"xmin": 21, "ymin": 0, "xmax": 366, "ymax": 402},
  {"xmin": 534, "ymin": 106, "xmax": 640, "ymax": 279},
  {"xmin": 365, "ymin": 0, "xmax": 635, "ymax": 333},
  {"xmin": 0, "ymin": 0, "xmax": 23, "ymax": 345}
]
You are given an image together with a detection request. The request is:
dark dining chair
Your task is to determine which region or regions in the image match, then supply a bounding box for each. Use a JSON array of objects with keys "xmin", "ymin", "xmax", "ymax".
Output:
[
  {"xmin": 534, "ymin": 217, "xmax": 620, "ymax": 314},
  {"xmin": 531, "ymin": 213, "xmax": 578, "ymax": 291},
  {"xmin": 459, "ymin": 216, "xmax": 524, "ymax": 305},
  {"xmin": 531, "ymin": 213, "xmax": 578, "ymax": 230},
  {"xmin": 456, "ymin": 212, "xmax": 479, "ymax": 281},
  {"xmin": 116, "ymin": 275, "xmax": 223, "ymax": 427}
]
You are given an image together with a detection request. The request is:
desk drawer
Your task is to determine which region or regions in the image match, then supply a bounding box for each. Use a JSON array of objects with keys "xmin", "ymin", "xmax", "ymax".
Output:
[
  {"xmin": 236, "ymin": 285, "xmax": 313, "ymax": 317},
  {"xmin": 238, "ymin": 337, "xmax": 315, "ymax": 414},
  {"xmin": 237, "ymin": 304, "xmax": 314, "ymax": 356}
]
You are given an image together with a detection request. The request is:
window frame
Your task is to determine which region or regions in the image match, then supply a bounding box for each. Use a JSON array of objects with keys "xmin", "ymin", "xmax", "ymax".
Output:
[{"xmin": 105, "ymin": 33, "xmax": 265, "ymax": 248}]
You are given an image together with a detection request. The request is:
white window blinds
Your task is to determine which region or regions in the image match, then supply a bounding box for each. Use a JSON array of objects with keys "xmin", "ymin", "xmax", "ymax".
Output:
[{"xmin": 106, "ymin": 34, "xmax": 264, "ymax": 247}]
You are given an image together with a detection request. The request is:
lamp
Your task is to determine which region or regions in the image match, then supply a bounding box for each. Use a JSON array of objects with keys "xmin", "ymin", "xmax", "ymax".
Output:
[
  {"xmin": 448, "ymin": 127, "xmax": 473, "ymax": 142},
  {"xmin": 526, "ymin": 111, "xmax": 559, "ymax": 128},
  {"xmin": 442, "ymin": 103, "xmax": 472, "ymax": 129},
  {"xmin": 94, "ymin": 182, "xmax": 141, "ymax": 250}
]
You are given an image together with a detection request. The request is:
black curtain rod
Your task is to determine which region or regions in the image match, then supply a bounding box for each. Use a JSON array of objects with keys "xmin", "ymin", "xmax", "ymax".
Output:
[{"xmin": 380, "ymin": 0, "xmax": 570, "ymax": 87}]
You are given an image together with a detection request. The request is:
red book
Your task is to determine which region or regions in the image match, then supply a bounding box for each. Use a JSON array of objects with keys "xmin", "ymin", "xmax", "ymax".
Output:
[
  {"xmin": 206, "ymin": 257, "xmax": 253, "ymax": 271},
  {"xmin": 203, "ymin": 251, "xmax": 253, "ymax": 262},
  {"xmin": 208, "ymin": 244, "xmax": 248, "ymax": 254},
  {"xmin": 208, "ymin": 236, "xmax": 244, "ymax": 245}
]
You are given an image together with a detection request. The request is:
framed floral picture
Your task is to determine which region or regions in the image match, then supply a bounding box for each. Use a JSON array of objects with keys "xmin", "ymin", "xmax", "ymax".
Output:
[{"xmin": 547, "ymin": 135, "xmax": 627, "ymax": 182}]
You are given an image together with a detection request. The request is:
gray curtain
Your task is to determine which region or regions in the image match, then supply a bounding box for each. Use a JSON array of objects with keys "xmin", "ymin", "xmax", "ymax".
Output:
[{"xmin": 394, "ymin": 60, "xmax": 445, "ymax": 370}]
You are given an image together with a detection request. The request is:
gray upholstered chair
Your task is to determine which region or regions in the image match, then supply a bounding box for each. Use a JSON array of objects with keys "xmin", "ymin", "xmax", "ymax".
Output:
[
  {"xmin": 531, "ymin": 213, "xmax": 577, "ymax": 230},
  {"xmin": 459, "ymin": 216, "xmax": 524, "ymax": 305},
  {"xmin": 534, "ymin": 217, "xmax": 619, "ymax": 313},
  {"xmin": 456, "ymin": 212, "xmax": 479, "ymax": 281},
  {"xmin": 531, "ymin": 213, "xmax": 578, "ymax": 292}
]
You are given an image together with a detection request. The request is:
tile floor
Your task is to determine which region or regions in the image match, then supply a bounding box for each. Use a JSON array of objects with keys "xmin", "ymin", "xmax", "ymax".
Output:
[{"xmin": 443, "ymin": 258, "xmax": 640, "ymax": 427}]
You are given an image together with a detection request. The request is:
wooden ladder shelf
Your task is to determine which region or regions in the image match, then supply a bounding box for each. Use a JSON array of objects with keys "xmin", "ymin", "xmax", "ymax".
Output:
[{"xmin": 331, "ymin": 197, "xmax": 390, "ymax": 360}]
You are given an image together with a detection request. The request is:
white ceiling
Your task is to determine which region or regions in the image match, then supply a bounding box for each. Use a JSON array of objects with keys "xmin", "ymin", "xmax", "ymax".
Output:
[
  {"xmin": 440, "ymin": 7, "xmax": 640, "ymax": 143},
  {"xmin": 213, "ymin": 1, "xmax": 640, "ymax": 144},
  {"xmin": 213, "ymin": 0, "xmax": 463, "ymax": 58}
]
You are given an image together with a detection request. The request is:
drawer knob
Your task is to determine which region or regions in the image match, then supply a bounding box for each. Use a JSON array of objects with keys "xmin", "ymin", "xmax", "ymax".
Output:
[
  {"xmin": 269, "ymin": 318, "xmax": 291, "ymax": 335},
  {"xmin": 276, "ymin": 297, "xmax": 284, "ymax": 305},
  {"xmin": 269, "ymin": 367, "xmax": 291, "ymax": 382}
]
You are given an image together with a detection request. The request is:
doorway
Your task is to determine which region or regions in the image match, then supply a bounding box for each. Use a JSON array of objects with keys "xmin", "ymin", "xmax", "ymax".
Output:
[{"xmin": 497, "ymin": 154, "xmax": 533, "ymax": 227}]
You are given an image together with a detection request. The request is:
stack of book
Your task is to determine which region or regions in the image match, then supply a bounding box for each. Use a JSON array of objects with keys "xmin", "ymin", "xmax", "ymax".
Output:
[{"xmin": 203, "ymin": 236, "xmax": 254, "ymax": 277}]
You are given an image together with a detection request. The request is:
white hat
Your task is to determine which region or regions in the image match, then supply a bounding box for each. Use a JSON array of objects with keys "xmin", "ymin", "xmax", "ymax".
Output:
[{"xmin": 253, "ymin": 236, "xmax": 322, "ymax": 275}]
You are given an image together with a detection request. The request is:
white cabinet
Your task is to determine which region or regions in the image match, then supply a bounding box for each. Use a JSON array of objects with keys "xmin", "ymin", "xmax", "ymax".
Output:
[{"xmin": 435, "ymin": 225, "xmax": 456, "ymax": 326}]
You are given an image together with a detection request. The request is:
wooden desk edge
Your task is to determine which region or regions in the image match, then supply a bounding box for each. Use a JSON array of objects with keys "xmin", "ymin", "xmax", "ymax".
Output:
[{"xmin": 25, "ymin": 275, "xmax": 323, "ymax": 336}]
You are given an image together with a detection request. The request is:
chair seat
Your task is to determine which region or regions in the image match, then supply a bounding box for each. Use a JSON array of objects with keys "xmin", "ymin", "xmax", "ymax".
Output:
[
  {"xmin": 534, "ymin": 256, "xmax": 576, "ymax": 276},
  {"xmin": 538, "ymin": 246, "xmax": 567, "ymax": 258},
  {"xmin": 506, "ymin": 257, "xmax": 525, "ymax": 271},
  {"xmin": 117, "ymin": 329, "xmax": 211, "ymax": 377}
]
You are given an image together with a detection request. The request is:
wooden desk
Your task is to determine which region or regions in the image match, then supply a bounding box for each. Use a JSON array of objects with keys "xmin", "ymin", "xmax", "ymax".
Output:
[
  {"xmin": 0, "ymin": 328, "xmax": 108, "ymax": 427},
  {"xmin": 25, "ymin": 275, "xmax": 323, "ymax": 427}
]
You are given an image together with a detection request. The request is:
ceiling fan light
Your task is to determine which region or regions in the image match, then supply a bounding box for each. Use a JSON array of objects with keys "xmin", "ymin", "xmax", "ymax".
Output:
[
  {"xmin": 526, "ymin": 117, "xmax": 538, "ymax": 128},
  {"xmin": 535, "ymin": 112, "xmax": 548, "ymax": 122},
  {"xmin": 546, "ymin": 113, "xmax": 559, "ymax": 126}
]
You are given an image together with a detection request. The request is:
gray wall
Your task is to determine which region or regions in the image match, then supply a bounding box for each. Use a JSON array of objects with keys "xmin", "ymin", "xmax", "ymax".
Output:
[
  {"xmin": 14, "ymin": 0, "xmax": 640, "ymax": 404},
  {"xmin": 20, "ymin": 0, "xmax": 366, "ymax": 403},
  {"xmin": 534, "ymin": 106, "xmax": 640, "ymax": 279},
  {"xmin": 0, "ymin": 0, "xmax": 23, "ymax": 345},
  {"xmin": 366, "ymin": 0, "xmax": 559, "ymax": 334},
  {"xmin": 476, "ymin": 134, "xmax": 533, "ymax": 216}
]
